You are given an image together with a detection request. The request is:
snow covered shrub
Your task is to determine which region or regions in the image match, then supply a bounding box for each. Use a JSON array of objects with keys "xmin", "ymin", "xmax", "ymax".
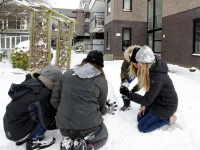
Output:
[
  {"xmin": 10, "ymin": 48, "xmax": 29, "ymax": 70},
  {"xmin": 10, "ymin": 40, "xmax": 53, "ymax": 70},
  {"xmin": 0, "ymin": 50, "xmax": 7, "ymax": 62}
]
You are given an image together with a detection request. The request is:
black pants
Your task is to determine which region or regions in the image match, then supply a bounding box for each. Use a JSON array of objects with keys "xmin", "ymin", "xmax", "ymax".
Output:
[{"xmin": 60, "ymin": 123, "xmax": 108, "ymax": 150}]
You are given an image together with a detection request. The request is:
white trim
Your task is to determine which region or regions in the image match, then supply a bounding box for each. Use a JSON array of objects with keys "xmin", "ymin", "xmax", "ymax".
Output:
[
  {"xmin": 123, "ymin": 9, "xmax": 131, "ymax": 12},
  {"xmin": 192, "ymin": 53, "xmax": 200, "ymax": 56}
]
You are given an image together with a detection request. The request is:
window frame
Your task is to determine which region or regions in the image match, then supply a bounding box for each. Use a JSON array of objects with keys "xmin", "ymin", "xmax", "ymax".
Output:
[
  {"xmin": 122, "ymin": 27, "xmax": 131, "ymax": 51},
  {"xmin": 193, "ymin": 18, "xmax": 200, "ymax": 54},
  {"xmin": 123, "ymin": 0, "xmax": 132, "ymax": 12},
  {"xmin": 107, "ymin": 0, "xmax": 111, "ymax": 15},
  {"xmin": 107, "ymin": 29, "xmax": 111, "ymax": 50}
]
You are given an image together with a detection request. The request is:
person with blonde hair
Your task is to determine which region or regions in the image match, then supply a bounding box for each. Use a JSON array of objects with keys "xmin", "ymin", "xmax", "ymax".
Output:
[
  {"xmin": 120, "ymin": 45, "xmax": 141, "ymax": 111},
  {"xmin": 120, "ymin": 45, "xmax": 186, "ymax": 133}
]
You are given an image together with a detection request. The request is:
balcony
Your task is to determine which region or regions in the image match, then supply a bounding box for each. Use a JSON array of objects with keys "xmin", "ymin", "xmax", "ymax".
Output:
[
  {"xmin": 82, "ymin": 0, "xmax": 90, "ymax": 12},
  {"xmin": 89, "ymin": 15, "xmax": 104, "ymax": 33},
  {"xmin": 89, "ymin": 0, "xmax": 105, "ymax": 12}
]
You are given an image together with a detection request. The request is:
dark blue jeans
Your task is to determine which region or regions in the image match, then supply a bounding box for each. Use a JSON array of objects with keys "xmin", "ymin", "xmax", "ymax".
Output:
[
  {"xmin": 30, "ymin": 123, "xmax": 46, "ymax": 141},
  {"xmin": 137, "ymin": 110, "xmax": 170, "ymax": 133}
]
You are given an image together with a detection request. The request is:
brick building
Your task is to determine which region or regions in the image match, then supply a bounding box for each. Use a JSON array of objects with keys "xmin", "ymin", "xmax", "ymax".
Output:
[{"xmin": 80, "ymin": 0, "xmax": 200, "ymax": 69}]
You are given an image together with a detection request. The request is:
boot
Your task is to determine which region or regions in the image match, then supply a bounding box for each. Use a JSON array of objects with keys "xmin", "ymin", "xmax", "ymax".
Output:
[
  {"xmin": 26, "ymin": 137, "xmax": 56, "ymax": 150},
  {"xmin": 120, "ymin": 97, "xmax": 131, "ymax": 111},
  {"xmin": 60, "ymin": 137, "xmax": 73, "ymax": 150},
  {"xmin": 73, "ymin": 138, "xmax": 87, "ymax": 150}
]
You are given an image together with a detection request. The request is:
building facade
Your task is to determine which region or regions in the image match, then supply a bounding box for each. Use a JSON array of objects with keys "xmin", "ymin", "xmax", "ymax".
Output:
[
  {"xmin": 80, "ymin": 0, "xmax": 200, "ymax": 69},
  {"xmin": 0, "ymin": 3, "xmax": 89, "ymax": 52}
]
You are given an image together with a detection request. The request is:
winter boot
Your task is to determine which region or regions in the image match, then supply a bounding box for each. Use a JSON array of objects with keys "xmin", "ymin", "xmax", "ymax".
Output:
[
  {"xmin": 73, "ymin": 138, "xmax": 87, "ymax": 150},
  {"xmin": 26, "ymin": 137, "xmax": 56, "ymax": 150},
  {"xmin": 120, "ymin": 104, "xmax": 132, "ymax": 111},
  {"xmin": 174, "ymin": 110, "xmax": 186, "ymax": 130},
  {"xmin": 120, "ymin": 97, "xmax": 131, "ymax": 111},
  {"xmin": 60, "ymin": 137, "xmax": 73, "ymax": 150}
]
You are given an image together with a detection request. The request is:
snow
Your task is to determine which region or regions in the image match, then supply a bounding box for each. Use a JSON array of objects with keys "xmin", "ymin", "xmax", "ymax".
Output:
[{"xmin": 0, "ymin": 50, "xmax": 200, "ymax": 150}]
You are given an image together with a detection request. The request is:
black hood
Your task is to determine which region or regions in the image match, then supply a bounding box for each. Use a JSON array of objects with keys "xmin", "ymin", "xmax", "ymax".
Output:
[
  {"xmin": 8, "ymin": 79, "xmax": 44, "ymax": 101},
  {"xmin": 150, "ymin": 56, "xmax": 168, "ymax": 74}
]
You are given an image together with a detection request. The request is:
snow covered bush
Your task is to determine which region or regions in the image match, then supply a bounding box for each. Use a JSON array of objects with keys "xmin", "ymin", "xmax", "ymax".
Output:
[
  {"xmin": 0, "ymin": 50, "xmax": 7, "ymax": 62},
  {"xmin": 10, "ymin": 40, "xmax": 53, "ymax": 70}
]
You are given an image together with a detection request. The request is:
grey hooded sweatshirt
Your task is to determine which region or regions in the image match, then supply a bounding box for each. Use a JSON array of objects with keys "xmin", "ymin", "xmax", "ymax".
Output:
[{"xmin": 50, "ymin": 63, "xmax": 108, "ymax": 130}]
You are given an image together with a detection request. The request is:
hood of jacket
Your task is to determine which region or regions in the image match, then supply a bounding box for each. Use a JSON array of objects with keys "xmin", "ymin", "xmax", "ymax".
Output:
[
  {"xmin": 73, "ymin": 63, "xmax": 101, "ymax": 79},
  {"xmin": 8, "ymin": 79, "xmax": 44, "ymax": 101},
  {"xmin": 150, "ymin": 56, "xmax": 168, "ymax": 74},
  {"xmin": 124, "ymin": 45, "xmax": 141, "ymax": 62}
]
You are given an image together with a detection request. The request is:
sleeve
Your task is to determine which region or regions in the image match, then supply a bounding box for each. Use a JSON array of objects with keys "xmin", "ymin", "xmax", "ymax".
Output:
[
  {"xmin": 120, "ymin": 60, "xmax": 130, "ymax": 80},
  {"xmin": 98, "ymin": 78, "xmax": 108, "ymax": 115},
  {"xmin": 129, "ymin": 74, "xmax": 163, "ymax": 106},
  {"xmin": 50, "ymin": 76, "xmax": 62, "ymax": 109}
]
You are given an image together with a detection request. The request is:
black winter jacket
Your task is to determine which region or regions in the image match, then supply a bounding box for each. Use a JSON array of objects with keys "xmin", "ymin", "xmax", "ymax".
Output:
[
  {"xmin": 129, "ymin": 57, "xmax": 178, "ymax": 120},
  {"xmin": 3, "ymin": 79, "xmax": 57, "ymax": 142}
]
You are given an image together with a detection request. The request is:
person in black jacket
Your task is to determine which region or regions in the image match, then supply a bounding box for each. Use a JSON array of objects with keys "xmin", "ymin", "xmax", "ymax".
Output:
[
  {"xmin": 120, "ymin": 45, "xmax": 186, "ymax": 133},
  {"xmin": 3, "ymin": 65, "xmax": 62, "ymax": 150}
]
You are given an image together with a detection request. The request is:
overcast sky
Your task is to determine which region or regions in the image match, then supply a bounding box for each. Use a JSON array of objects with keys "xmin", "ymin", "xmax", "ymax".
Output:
[{"xmin": 50, "ymin": 0, "xmax": 80, "ymax": 9}]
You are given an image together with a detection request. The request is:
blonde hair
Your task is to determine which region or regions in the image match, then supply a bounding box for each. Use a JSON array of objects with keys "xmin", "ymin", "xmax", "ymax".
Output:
[
  {"xmin": 137, "ymin": 62, "xmax": 154, "ymax": 92},
  {"xmin": 129, "ymin": 63, "xmax": 137, "ymax": 79},
  {"xmin": 124, "ymin": 45, "xmax": 141, "ymax": 62}
]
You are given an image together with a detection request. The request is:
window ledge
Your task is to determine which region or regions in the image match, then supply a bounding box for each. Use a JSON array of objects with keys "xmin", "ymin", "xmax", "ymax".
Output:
[
  {"xmin": 123, "ymin": 9, "xmax": 131, "ymax": 12},
  {"xmin": 107, "ymin": 48, "xmax": 110, "ymax": 50},
  {"xmin": 192, "ymin": 53, "xmax": 200, "ymax": 56}
]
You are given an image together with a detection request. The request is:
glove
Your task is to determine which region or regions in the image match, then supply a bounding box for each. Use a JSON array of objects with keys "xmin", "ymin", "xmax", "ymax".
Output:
[
  {"xmin": 120, "ymin": 86, "xmax": 130, "ymax": 97},
  {"xmin": 121, "ymin": 79, "xmax": 129, "ymax": 88},
  {"xmin": 106, "ymin": 99, "xmax": 118, "ymax": 115}
]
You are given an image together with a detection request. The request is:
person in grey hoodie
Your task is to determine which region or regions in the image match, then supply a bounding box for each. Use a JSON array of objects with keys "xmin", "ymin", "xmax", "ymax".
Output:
[{"xmin": 51, "ymin": 50, "xmax": 116, "ymax": 150}]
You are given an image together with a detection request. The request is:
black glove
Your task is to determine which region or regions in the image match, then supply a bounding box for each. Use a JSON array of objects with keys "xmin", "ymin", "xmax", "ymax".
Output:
[
  {"xmin": 106, "ymin": 99, "xmax": 118, "ymax": 115},
  {"xmin": 120, "ymin": 86, "xmax": 130, "ymax": 97}
]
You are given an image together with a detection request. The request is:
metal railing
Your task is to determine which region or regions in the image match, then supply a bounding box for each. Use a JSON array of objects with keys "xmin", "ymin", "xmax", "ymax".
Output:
[{"xmin": 89, "ymin": 15, "xmax": 104, "ymax": 31}]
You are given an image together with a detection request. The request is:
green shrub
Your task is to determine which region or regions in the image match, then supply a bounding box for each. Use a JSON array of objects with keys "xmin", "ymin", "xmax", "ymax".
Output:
[
  {"xmin": 10, "ymin": 48, "xmax": 53, "ymax": 70},
  {"xmin": 0, "ymin": 50, "xmax": 8, "ymax": 62},
  {"xmin": 10, "ymin": 48, "xmax": 29, "ymax": 70}
]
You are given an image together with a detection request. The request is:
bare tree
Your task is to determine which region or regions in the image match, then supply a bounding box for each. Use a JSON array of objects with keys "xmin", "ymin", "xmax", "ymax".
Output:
[{"xmin": 0, "ymin": 0, "xmax": 50, "ymax": 33}]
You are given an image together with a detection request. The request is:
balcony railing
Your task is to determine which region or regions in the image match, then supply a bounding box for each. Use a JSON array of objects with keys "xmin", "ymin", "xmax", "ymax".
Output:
[{"xmin": 89, "ymin": 15, "xmax": 104, "ymax": 32}]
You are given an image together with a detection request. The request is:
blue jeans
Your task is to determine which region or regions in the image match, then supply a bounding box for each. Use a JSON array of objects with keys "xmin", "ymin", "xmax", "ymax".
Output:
[
  {"xmin": 30, "ymin": 123, "xmax": 46, "ymax": 141},
  {"xmin": 137, "ymin": 110, "xmax": 170, "ymax": 133}
]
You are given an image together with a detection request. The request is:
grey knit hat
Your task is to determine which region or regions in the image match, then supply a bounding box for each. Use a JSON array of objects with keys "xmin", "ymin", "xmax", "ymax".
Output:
[
  {"xmin": 136, "ymin": 45, "xmax": 155, "ymax": 63},
  {"xmin": 41, "ymin": 65, "xmax": 62, "ymax": 82}
]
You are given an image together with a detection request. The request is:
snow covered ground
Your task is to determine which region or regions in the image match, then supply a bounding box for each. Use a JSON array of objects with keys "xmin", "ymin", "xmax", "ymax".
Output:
[{"xmin": 0, "ymin": 50, "xmax": 200, "ymax": 150}]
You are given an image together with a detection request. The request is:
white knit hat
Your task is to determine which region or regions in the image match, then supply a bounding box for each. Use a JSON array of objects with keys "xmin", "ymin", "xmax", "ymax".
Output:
[{"xmin": 135, "ymin": 45, "xmax": 155, "ymax": 63}]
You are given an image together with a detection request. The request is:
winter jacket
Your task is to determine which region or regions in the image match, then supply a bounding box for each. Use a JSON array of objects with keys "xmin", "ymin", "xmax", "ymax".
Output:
[
  {"xmin": 3, "ymin": 79, "xmax": 57, "ymax": 142},
  {"xmin": 51, "ymin": 67, "xmax": 108, "ymax": 131},
  {"xmin": 120, "ymin": 59, "xmax": 130, "ymax": 80},
  {"xmin": 129, "ymin": 57, "xmax": 178, "ymax": 121}
]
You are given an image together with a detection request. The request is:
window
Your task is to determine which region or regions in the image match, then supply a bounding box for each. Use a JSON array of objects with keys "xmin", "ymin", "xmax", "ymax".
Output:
[
  {"xmin": 147, "ymin": 0, "xmax": 163, "ymax": 53},
  {"xmin": 107, "ymin": 30, "xmax": 110, "ymax": 50},
  {"xmin": 123, "ymin": 0, "xmax": 132, "ymax": 11},
  {"xmin": 83, "ymin": 25, "xmax": 87, "ymax": 32},
  {"xmin": 107, "ymin": 0, "xmax": 111, "ymax": 15},
  {"xmin": 122, "ymin": 28, "xmax": 131, "ymax": 51},
  {"xmin": 194, "ymin": 19, "xmax": 200, "ymax": 54}
]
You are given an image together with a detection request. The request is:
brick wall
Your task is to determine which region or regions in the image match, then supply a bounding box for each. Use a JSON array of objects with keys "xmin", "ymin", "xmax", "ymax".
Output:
[
  {"xmin": 162, "ymin": 7, "xmax": 200, "ymax": 69},
  {"xmin": 104, "ymin": 20, "xmax": 147, "ymax": 59},
  {"xmin": 75, "ymin": 12, "xmax": 89, "ymax": 35},
  {"xmin": 163, "ymin": 0, "xmax": 200, "ymax": 17}
]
